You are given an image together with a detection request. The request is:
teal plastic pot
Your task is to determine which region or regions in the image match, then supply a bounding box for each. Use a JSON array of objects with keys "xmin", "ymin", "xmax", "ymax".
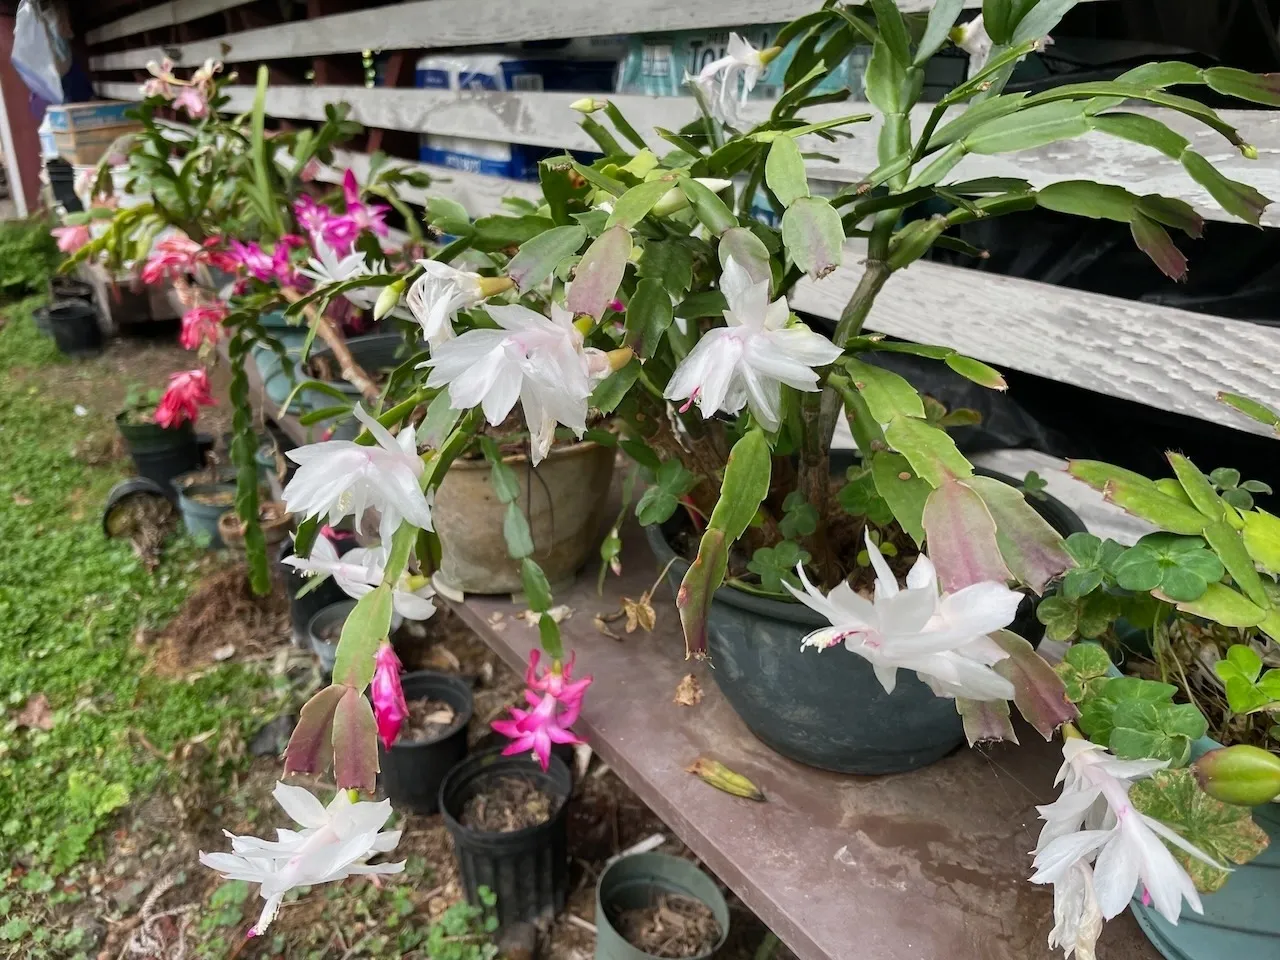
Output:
[
  {"xmin": 1130, "ymin": 740, "xmax": 1280, "ymax": 957},
  {"xmin": 643, "ymin": 467, "xmax": 1084, "ymax": 775},
  {"xmin": 594, "ymin": 853, "xmax": 729, "ymax": 960},
  {"xmin": 252, "ymin": 312, "xmax": 307, "ymax": 411},
  {"xmin": 173, "ymin": 478, "xmax": 237, "ymax": 546}
]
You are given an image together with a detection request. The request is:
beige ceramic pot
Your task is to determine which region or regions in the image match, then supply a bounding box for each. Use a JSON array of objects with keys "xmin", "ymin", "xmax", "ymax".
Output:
[{"xmin": 434, "ymin": 442, "xmax": 615, "ymax": 594}]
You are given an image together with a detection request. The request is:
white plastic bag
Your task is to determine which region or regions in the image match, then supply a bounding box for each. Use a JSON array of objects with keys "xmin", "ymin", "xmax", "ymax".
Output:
[{"xmin": 12, "ymin": 1, "xmax": 63, "ymax": 104}]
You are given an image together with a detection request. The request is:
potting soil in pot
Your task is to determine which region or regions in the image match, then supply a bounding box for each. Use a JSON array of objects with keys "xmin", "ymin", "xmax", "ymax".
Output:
[
  {"xmin": 612, "ymin": 894, "xmax": 722, "ymax": 959},
  {"xmin": 460, "ymin": 775, "xmax": 558, "ymax": 833},
  {"xmin": 314, "ymin": 618, "xmax": 342, "ymax": 643},
  {"xmin": 398, "ymin": 698, "xmax": 456, "ymax": 743}
]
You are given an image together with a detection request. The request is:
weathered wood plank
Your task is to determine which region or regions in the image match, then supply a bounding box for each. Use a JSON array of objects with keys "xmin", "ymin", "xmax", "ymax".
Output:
[
  {"xmin": 324, "ymin": 150, "xmax": 543, "ymax": 216},
  {"xmin": 96, "ymin": 81, "xmax": 1280, "ymax": 226},
  {"xmin": 792, "ymin": 239, "xmax": 1280, "ymax": 436},
  {"xmin": 87, "ymin": 0, "xmax": 252, "ymax": 46},
  {"xmin": 88, "ymin": 0, "xmax": 1110, "ymax": 70}
]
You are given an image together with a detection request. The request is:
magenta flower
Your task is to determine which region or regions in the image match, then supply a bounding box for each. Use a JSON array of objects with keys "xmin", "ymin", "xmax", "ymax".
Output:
[
  {"xmin": 52, "ymin": 224, "xmax": 90, "ymax": 254},
  {"xmin": 492, "ymin": 651, "xmax": 592, "ymax": 770},
  {"xmin": 295, "ymin": 195, "xmax": 334, "ymax": 242},
  {"xmin": 371, "ymin": 642, "xmax": 409, "ymax": 750},
  {"xmin": 141, "ymin": 234, "xmax": 203, "ymax": 285},
  {"xmin": 154, "ymin": 369, "xmax": 216, "ymax": 428},
  {"xmin": 228, "ymin": 238, "xmax": 303, "ymax": 287},
  {"xmin": 341, "ymin": 169, "xmax": 390, "ymax": 238},
  {"xmin": 180, "ymin": 301, "xmax": 228, "ymax": 350}
]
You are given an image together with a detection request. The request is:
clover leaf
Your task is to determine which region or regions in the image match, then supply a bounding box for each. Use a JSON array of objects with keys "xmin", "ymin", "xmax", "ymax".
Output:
[
  {"xmin": 1210, "ymin": 467, "xmax": 1272, "ymax": 512},
  {"xmin": 1037, "ymin": 592, "xmax": 1120, "ymax": 642},
  {"xmin": 1108, "ymin": 700, "xmax": 1208, "ymax": 767},
  {"xmin": 837, "ymin": 467, "xmax": 894, "ymax": 526},
  {"xmin": 1060, "ymin": 532, "xmax": 1127, "ymax": 599},
  {"xmin": 779, "ymin": 491, "xmax": 819, "ymax": 540},
  {"xmin": 635, "ymin": 459, "xmax": 698, "ymax": 526},
  {"xmin": 1130, "ymin": 768, "xmax": 1270, "ymax": 893},
  {"xmin": 1076, "ymin": 675, "xmax": 1177, "ymax": 745},
  {"xmin": 1111, "ymin": 533, "xmax": 1224, "ymax": 602},
  {"xmin": 1054, "ymin": 642, "xmax": 1114, "ymax": 703},
  {"xmin": 1213, "ymin": 644, "xmax": 1280, "ymax": 715},
  {"xmin": 747, "ymin": 541, "xmax": 811, "ymax": 594}
]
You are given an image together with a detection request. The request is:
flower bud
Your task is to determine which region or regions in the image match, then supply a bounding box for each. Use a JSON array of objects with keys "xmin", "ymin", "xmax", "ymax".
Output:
[
  {"xmin": 477, "ymin": 275, "xmax": 515, "ymax": 298},
  {"xmin": 1194, "ymin": 744, "xmax": 1280, "ymax": 806},
  {"xmin": 373, "ymin": 278, "xmax": 405, "ymax": 320},
  {"xmin": 570, "ymin": 97, "xmax": 606, "ymax": 114},
  {"xmin": 650, "ymin": 186, "xmax": 691, "ymax": 218},
  {"xmin": 1242, "ymin": 143, "xmax": 1259, "ymax": 160},
  {"xmin": 370, "ymin": 642, "xmax": 409, "ymax": 750},
  {"xmin": 606, "ymin": 347, "xmax": 634, "ymax": 371}
]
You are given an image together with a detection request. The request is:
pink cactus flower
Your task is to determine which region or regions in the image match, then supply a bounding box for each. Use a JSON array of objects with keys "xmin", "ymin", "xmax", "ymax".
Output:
[
  {"xmin": 341, "ymin": 168, "xmax": 390, "ymax": 238},
  {"xmin": 492, "ymin": 650, "xmax": 592, "ymax": 770},
  {"xmin": 141, "ymin": 234, "xmax": 203, "ymax": 285},
  {"xmin": 154, "ymin": 369, "xmax": 215, "ymax": 428},
  {"xmin": 180, "ymin": 302, "xmax": 228, "ymax": 350},
  {"xmin": 172, "ymin": 85, "xmax": 209, "ymax": 118},
  {"xmin": 371, "ymin": 642, "xmax": 409, "ymax": 750},
  {"xmin": 52, "ymin": 224, "xmax": 90, "ymax": 253}
]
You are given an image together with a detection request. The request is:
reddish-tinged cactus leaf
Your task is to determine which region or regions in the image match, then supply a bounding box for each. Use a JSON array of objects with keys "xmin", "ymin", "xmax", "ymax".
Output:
[
  {"xmin": 283, "ymin": 684, "xmax": 346, "ymax": 776},
  {"xmin": 922, "ymin": 479, "xmax": 1011, "ymax": 592},
  {"xmin": 780, "ymin": 196, "xmax": 844, "ymax": 279},
  {"xmin": 333, "ymin": 686, "xmax": 379, "ymax": 793},
  {"xmin": 677, "ymin": 529, "xmax": 728, "ymax": 660},
  {"xmin": 1131, "ymin": 213, "xmax": 1188, "ymax": 281},
  {"xmin": 967, "ymin": 476, "xmax": 1074, "ymax": 594},
  {"xmin": 956, "ymin": 697, "xmax": 1018, "ymax": 746},
  {"xmin": 507, "ymin": 224, "xmax": 586, "ymax": 292},
  {"xmin": 567, "ymin": 226, "xmax": 633, "ymax": 320},
  {"xmin": 991, "ymin": 630, "xmax": 1078, "ymax": 740}
]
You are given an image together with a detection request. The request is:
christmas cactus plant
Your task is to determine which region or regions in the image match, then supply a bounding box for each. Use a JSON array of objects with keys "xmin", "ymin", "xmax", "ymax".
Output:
[{"xmin": 105, "ymin": 0, "xmax": 1280, "ymax": 945}]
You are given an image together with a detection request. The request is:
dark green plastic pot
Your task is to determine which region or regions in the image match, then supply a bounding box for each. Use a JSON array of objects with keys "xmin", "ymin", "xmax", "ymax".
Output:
[
  {"xmin": 644, "ymin": 467, "xmax": 1085, "ymax": 775},
  {"xmin": 594, "ymin": 853, "xmax": 729, "ymax": 960}
]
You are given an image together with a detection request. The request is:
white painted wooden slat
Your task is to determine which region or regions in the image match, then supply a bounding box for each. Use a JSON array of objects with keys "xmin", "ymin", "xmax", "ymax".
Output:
[
  {"xmin": 96, "ymin": 81, "xmax": 1280, "ymax": 226},
  {"xmin": 323, "ymin": 149, "xmax": 543, "ymax": 215},
  {"xmin": 87, "ymin": 0, "xmax": 252, "ymax": 46},
  {"xmin": 88, "ymin": 0, "xmax": 1109, "ymax": 70},
  {"xmin": 792, "ymin": 239, "xmax": 1280, "ymax": 437}
]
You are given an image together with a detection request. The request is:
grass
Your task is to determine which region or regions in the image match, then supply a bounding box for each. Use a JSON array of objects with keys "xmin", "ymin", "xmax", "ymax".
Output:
[{"xmin": 0, "ymin": 300, "xmax": 276, "ymax": 883}]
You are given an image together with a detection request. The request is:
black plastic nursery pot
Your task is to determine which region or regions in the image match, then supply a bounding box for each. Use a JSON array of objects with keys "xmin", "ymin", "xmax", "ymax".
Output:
[
  {"xmin": 377, "ymin": 671, "xmax": 472, "ymax": 814},
  {"xmin": 43, "ymin": 301, "xmax": 103, "ymax": 357},
  {"xmin": 439, "ymin": 749, "xmax": 572, "ymax": 927},
  {"xmin": 644, "ymin": 467, "xmax": 1086, "ymax": 776},
  {"xmin": 279, "ymin": 538, "xmax": 356, "ymax": 648},
  {"xmin": 50, "ymin": 277, "xmax": 95, "ymax": 304},
  {"xmin": 116, "ymin": 415, "xmax": 204, "ymax": 490},
  {"xmin": 594, "ymin": 853, "xmax": 730, "ymax": 960}
]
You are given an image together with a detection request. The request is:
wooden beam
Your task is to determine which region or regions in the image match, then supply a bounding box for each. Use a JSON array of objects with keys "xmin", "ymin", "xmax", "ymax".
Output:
[
  {"xmin": 88, "ymin": 0, "xmax": 1076, "ymax": 70},
  {"xmin": 96, "ymin": 81, "xmax": 1280, "ymax": 226},
  {"xmin": 791, "ymin": 240, "xmax": 1280, "ymax": 437},
  {"xmin": 86, "ymin": 0, "xmax": 252, "ymax": 46}
]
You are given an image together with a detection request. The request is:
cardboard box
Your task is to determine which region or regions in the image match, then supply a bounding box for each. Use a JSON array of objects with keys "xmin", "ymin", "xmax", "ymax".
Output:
[
  {"xmin": 54, "ymin": 122, "xmax": 141, "ymax": 165},
  {"xmin": 45, "ymin": 100, "xmax": 135, "ymax": 133}
]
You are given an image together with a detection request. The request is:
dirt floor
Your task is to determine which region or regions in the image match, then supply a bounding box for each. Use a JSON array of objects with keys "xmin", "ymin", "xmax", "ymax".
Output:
[
  {"xmin": 90, "ymin": 596, "xmax": 796, "ymax": 960},
  {"xmin": 22, "ymin": 332, "xmax": 796, "ymax": 960}
]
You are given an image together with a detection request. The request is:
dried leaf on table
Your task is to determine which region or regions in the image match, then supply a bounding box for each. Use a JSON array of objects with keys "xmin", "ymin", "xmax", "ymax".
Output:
[
  {"xmin": 593, "ymin": 615, "xmax": 623, "ymax": 641},
  {"xmin": 623, "ymin": 595, "xmax": 657, "ymax": 633},
  {"xmin": 686, "ymin": 757, "xmax": 765, "ymax": 801},
  {"xmin": 517, "ymin": 604, "xmax": 574, "ymax": 627},
  {"xmin": 673, "ymin": 674, "xmax": 703, "ymax": 706}
]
